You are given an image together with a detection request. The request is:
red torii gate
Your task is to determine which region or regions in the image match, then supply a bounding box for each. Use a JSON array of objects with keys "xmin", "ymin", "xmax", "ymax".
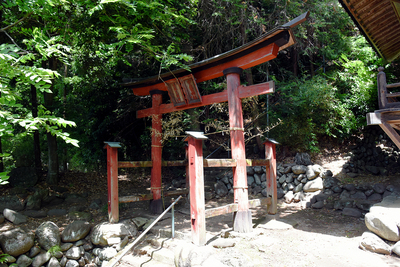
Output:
[{"xmin": 105, "ymin": 12, "xmax": 308, "ymax": 238}]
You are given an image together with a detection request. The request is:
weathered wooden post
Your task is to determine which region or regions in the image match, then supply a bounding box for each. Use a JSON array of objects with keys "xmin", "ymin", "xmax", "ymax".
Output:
[
  {"xmin": 224, "ymin": 67, "xmax": 252, "ymax": 233},
  {"xmin": 104, "ymin": 141, "xmax": 121, "ymax": 223},
  {"xmin": 264, "ymin": 138, "xmax": 279, "ymax": 214},
  {"xmin": 150, "ymin": 90, "xmax": 163, "ymax": 214},
  {"xmin": 184, "ymin": 131, "xmax": 207, "ymax": 245}
]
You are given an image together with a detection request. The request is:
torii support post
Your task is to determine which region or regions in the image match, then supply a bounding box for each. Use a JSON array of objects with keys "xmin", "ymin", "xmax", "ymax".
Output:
[
  {"xmin": 264, "ymin": 138, "xmax": 279, "ymax": 214},
  {"xmin": 185, "ymin": 131, "xmax": 207, "ymax": 246},
  {"xmin": 224, "ymin": 67, "xmax": 252, "ymax": 233},
  {"xmin": 104, "ymin": 141, "xmax": 121, "ymax": 223},
  {"xmin": 150, "ymin": 90, "xmax": 163, "ymax": 214}
]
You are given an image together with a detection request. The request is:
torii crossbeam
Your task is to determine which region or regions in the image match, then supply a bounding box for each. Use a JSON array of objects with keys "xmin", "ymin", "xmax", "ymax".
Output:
[{"xmin": 120, "ymin": 12, "xmax": 309, "ymax": 232}]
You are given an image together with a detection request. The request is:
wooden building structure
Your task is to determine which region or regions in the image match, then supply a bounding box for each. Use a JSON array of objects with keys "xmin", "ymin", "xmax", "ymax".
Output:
[
  {"xmin": 339, "ymin": 0, "xmax": 400, "ymax": 149},
  {"xmin": 105, "ymin": 12, "xmax": 308, "ymax": 242}
]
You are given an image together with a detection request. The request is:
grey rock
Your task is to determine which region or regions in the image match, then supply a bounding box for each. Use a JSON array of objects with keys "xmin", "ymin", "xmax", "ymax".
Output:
[
  {"xmin": 285, "ymin": 173, "xmax": 294, "ymax": 183},
  {"xmin": 291, "ymin": 165, "xmax": 307, "ymax": 175},
  {"xmin": 23, "ymin": 210, "xmax": 47, "ymax": 218},
  {"xmin": 214, "ymin": 181, "xmax": 228, "ymax": 197},
  {"xmin": 365, "ymin": 189, "xmax": 375, "ymax": 197},
  {"xmin": 31, "ymin": 252, "xmax": 51, "ymax": 267},
  {"xmin": 91, "ymin": 221, "xmax": 137, "ymax": 247},
  {"xmin": 332, "ymin": 185, "xmax": 343, "ymax": 193},
  {"xmin": 61, "ymin": 243, "xmax": 73, "ymax": 251},
  {"xmin": 284, "ymin": 191, "xmax": 294, "ymax": 204},
  {"xmin": 320, "ymin": 169, "xmax": 333, "ymax": 178},
  {"xmin": 26, "ymin": 191, "xmax": 44, "ymax": 210},
  {"xmin": 342, "ymin": 207, "xmax": 362, "ymax": 218},
  {"xmin": 47, "ymin": 257, "xmax": 61, "ymax": 267},
  {"xmin": 98, "ymin": 247, "xmax": 117, "ymax": 261},
  {"xmin": 0, "ymin": 227, "xmax": 34, "ymax": 257},
  {"xmin": 254, "ymin": 166, "xmax": 263, "ymax": 174},
  {"xmin": 261, "ymin": 181, "xmax": 267, "ymax": 189},
  {"xmin": 3, "ymin": 208, "xmax": 27, "ymax": 224},
  {"xmin": 61, "ymin": 221, "xmax": 91, "ymax": 243},
  {"xmin": 211, "ymin": 239, "xmax": 235, "ymax": 248},
  {"xmin": 294, "ymin": 183, "xmax": 303, "ymax": 193},
  {"xmin": 283, "ymin": 166, "xmax": 292, "ymax": 174},
  {"xmin": 294, "ymin": 153, "xmax": 312, "ymax": 165},
  {"xmin": 343, "ymin": 184, "xmax": 356, "ymax": 191},
  {"xmin": 60, "ymin": 256, "xmax": 67, "ymax": 267},
  {"xmin": 65, "ymin": 259, "xmax": 79, "ymax": 267},
  {"xmin": 65, "ymin": 247, "xmax": 82, "ymax": 260},
  {"xmin": 368, "ymin": 193, "xmax": 383, "ymax": 202},
  {"xmin": 359, "ymin": 231, "xmax": 391, "ymax": 255},
  {"xmin": 365, "ymin": 165, "xmax": 380, "ymax": 175},
  {"xmin": 254, "ymin": 174, "xmax": 262, "ymax": 185},
  {"xmin": 392, "ymin": 241, "xmax": 400, "ymax": 256},
  {"xmin": 36, "ymin": 221, "xmax": 61, "ymax": 250},
  {"xmin": 16, "ymin": 254, "xmax": 33, "ymax": 267},
  {"xmin": 261, "ymin": 173, "xmax": 266, "ymax": 182},
  {"xmin": 386, "ymin": 185, "xmax": 396, "ymax": 192},
  {"xmin": 311, "ymin": 201, "xmax": 324, "ymax": 209},
  {"xmin": 278, "ymin": 175, "xmax": 287, "ymax": 184},
  {"xmin": 365, "ymin": 212, "xmax": 400, "ymax": 241},
  {"xmin": 373, "ymin": 183, "xmax": 386, "ymax": 194},
  {"xmin": 303, "ymin": 178, "xmax": 323, "ymax": 192},
  {"xmin": 132, "ymin": 217, "xmax": 148, "ymax": 230},
  {"xmin": 48, "ymin": 209, "xmax": 67, "ymax": 216},
  {"xmin": 247, "ymin": 175, "xmax": 255, "ymax": 186},
  {"xmin": 252, "ymin": 185, "xmax": 262, "ymax": 195},
  {"xmin": 277, "ymin": 188, "xmax": 285, "ymax": 199},
  {"xmin": 246, "ymin": 166, "xmax": 255, "ymax": 175},
  {"xmin": 351, "ymin": 191, "xmax": 367, "ymax": 200},
  {"xmin": 306, "ymin": 166, "xmax": 318, "ymax": 180},
  {"xmin": 323, "ymin": 177, "xmax": 340, "ymax": 189},
  {"xmin": 29, "ymin": 246, "xmax": 41, "ymax": 257}
]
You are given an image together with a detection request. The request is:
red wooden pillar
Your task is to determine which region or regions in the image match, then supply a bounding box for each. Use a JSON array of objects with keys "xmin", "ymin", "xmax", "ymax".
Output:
[
  {"xmin": 150, "ymin": 90, "xmax": 163, "ymax": 214},
  {"xmin": 264, "ymin": 138, "xmax": 278, "ymax": 214},
  {"xmin": 223, "ymin": 67, "xmax": 252, "ymax": 233},
  {"xmin": 104, "ymin": 141, "xmax": 121, "ymax": 223},
  {"xmin": 185, "ymin": 131, "xmax": 207, "ymax": 246}
]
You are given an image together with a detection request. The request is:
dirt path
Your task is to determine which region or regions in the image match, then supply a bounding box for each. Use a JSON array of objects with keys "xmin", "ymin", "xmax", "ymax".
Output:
[{"xmin": 149, "ymin": 197, "xmax": 400, "ymax": 267}]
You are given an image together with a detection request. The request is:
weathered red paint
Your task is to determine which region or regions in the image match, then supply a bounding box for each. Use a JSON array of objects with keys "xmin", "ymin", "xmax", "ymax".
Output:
[
  {"xmin": 187, "ymin": 136, "xmax": 206, "ymax": 245},
  {"xmin": 137, "ymin": 81, "xmax": 274, "ymax": 118},
  {"xmin": 151, "ymin": 93, "xmax": 163, "ymax": 209},
  {"xmin": 105, "ymin": 144, "xmax": 119, "ymax": 223},
  {"xmin": 194, "ymin": 43, "xmax": 278, "ymax": 83},
  {"xmin": 225, "ymin": 68, "xmax": 252, "ymax": 233},
  {"xmin": 265, "ymin": 140, "xmax": 277, "ymax": 214}
]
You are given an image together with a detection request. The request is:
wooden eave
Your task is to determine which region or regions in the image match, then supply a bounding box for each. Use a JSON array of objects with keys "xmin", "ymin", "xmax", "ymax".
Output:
[
  {"xmin": 122, "ymin": 12, "xmax": 309, "ymax": 96},
  {"xmin": 339, "ymin": 0, "xmax": 400, "ymax": 62}
]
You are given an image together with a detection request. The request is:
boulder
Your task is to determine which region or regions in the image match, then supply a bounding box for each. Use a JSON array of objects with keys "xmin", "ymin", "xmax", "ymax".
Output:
[
  {"xmin": 3, "ymin": 208, "xmax": 27, "ymax": 224},
  {"xmin": 359, "ymin": 231, "xmax": 391, "ymax": 255},
  {"xmin": 91, "ymin": 221, "xmax": 138, "ymax": 247},
  {"xmin": 35, "ymin": 221, "xmax": 61, "ymax": 250},
  {"xmin": 61, "ymin": 221, "xmax": 92, "ymax": 242},
  {"xmin": 365, "ymin": 213, "xmax": 400, "ymax": 241},
  {"xmin": 303, "ymin": 178, "xmax": 324, "ymax": 192},
  {"xmin": 0, "ymin": 228, "xmax": 34, "ymax": 257}
]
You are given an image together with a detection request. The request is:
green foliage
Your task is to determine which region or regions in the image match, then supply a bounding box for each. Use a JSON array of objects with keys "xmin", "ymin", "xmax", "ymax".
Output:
[{"xmin": 47, "ymin": 245, "xmax": 61, "ymax": 257}]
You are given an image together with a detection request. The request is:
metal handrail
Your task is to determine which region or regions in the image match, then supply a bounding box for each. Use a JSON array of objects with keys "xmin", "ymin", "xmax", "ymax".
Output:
[{"xmin": 105, "ymin": 195, "xmax": 183, "ymax": 267}]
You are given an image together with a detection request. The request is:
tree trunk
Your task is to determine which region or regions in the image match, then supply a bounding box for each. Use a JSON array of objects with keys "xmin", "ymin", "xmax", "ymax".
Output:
[
  {"xmin": 44, "ymin": 58, "xmax": 59, "ymax": 185},
  {"xmin": 292, "ymin": 46, "xmax": 298, "ymax": 77},
  {"xmin": 62, "ymin": 64, "xmax": 68, "ymax": 172},
  {"xmin": 31, "ymin": 84, "xmax": 42, "ymax": 179}
]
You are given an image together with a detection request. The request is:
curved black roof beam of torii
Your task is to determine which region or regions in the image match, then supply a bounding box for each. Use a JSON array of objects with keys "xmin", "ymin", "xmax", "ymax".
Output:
[{"xmin": 121, "ymin": 11, "xmax": 310, "ymax": 97}]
